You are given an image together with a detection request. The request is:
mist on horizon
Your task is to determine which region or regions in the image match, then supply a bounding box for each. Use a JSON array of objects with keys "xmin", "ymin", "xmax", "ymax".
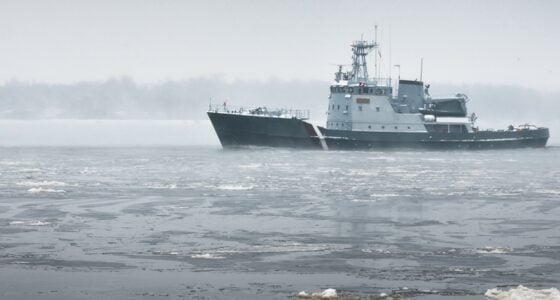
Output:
[
  {"xmin": 0, "ymin": 78, "xmax": 557, "ymax": 123},
  {"xmin": 0, "ymin": 78, "xmax": 558, "ymax": 146}
]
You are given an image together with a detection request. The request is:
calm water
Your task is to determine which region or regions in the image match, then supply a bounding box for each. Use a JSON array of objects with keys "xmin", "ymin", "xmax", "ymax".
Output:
[{"xmin": 0, "ymin": 146, "xmax": 559, "ymax": 299}]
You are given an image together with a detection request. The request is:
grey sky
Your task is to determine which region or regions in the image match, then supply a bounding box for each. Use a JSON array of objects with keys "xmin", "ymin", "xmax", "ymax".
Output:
[{"xmin": 1, "ymin": 0, "xmax": 559, "ymax": 90}]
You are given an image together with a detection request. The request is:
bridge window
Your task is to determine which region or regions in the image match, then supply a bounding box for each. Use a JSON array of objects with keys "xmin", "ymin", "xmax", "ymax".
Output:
[
  {"xmin": 337, "ymin": 105, "xmax": 340, "ymax": 110},
  {"xmin": 376, "ymin": 107, "xmax": 380, "ymax": 112}
]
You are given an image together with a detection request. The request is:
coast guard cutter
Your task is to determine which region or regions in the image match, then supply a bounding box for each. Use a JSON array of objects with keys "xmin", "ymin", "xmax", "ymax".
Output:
[{"xmin": 208, "ymin": 34, "xmax": 549, "ymax": 150}]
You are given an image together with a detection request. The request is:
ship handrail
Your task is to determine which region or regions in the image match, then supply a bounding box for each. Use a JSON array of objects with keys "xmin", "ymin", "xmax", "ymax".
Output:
[
  {"xmin": 332, "ymin": 77, "xmax": 392, "ymax": 87},
  {"xmin": 208, "ymin": 104, "xmax": 310, "ymax": 120}
]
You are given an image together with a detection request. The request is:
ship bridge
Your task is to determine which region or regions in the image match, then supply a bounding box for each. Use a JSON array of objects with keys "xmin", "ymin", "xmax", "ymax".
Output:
[{"xmin": 327, "ymin": 32, "xmax": 403, "ymax": 132}]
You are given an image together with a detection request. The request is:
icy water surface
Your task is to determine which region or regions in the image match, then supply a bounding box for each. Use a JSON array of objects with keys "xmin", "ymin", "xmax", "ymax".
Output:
[{"xmin": 0, "ymin": 146, "xmax": 559, "ymax": 299}]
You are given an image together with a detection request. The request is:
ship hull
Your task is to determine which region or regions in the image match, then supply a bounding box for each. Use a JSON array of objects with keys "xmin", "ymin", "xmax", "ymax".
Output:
[
  {"xmin": 321, "ymin": 128, "xmax": 549, "ymax": 150},
  {"xmin": 208, "ymin": 112, "xmax": 321, "ymax": 149},
  {"xmin": 208, "ymin": 112, "xmax": 549, "ymax": 150}
]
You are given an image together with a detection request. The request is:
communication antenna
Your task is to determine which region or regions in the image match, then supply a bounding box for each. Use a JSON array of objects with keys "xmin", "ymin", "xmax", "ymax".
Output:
[
  {"xmin": 420, "ymin": 58, "xmax": 424, "ymax": 82},
  {"xmin": 374, "ymin": 24, "xmax": 378, "ymax": 78},
  {"xmin": 388, "ymin": 24, "xmax": 392, "ymax": 85}
]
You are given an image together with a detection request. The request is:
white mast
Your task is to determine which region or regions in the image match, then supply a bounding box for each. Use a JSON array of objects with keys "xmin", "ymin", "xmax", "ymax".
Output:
[
  {"xmin": 374, "ymin": 24, "xmax": 378, "ymax": 79},
  {"xmin": 420, "ymin": 58, "xmax": 424, "ymax": 82}
]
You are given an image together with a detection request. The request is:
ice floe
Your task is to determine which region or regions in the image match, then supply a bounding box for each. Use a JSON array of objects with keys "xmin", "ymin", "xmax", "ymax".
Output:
[
  {"xmin": 216, "ymin": 184, "xmax": 254, "ymax": 190},
  {"xmin": 297, "ymin": 288, "xmax": 337, "ymax": 299},
  {"xmin": 9, "ymin": 220, "xmax": 50, "ymax": 226},
  {"xmin": 477, "ymin": 246, "xmax": 512, "ymax": 254},
  {"xmin": 361, "ymin": 248, "xmax": 392, "ymax": 254},
  {"xmin": 27, "ymin": 187, "xmax": 66, "ymax": 193},
  {"xmin": 485, "ymin": 285, "xmax": 560, "ymax": 300},
  {"xmin": 190, "ymin": 253, "xmax": 224, "ymax": 259},
  {"xmin": 144, "ymin": 182, "xmax": 177, "ymax": 189}
]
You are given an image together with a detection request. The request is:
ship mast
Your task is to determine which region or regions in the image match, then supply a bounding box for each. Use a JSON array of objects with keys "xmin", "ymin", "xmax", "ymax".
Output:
[
  {"xmin": 374, "ymin": 24, "xmax": 378, "ymax": 79},
  {"xmin": 350, "ymin": 39, "xmax": 377, "ymax": 83}
]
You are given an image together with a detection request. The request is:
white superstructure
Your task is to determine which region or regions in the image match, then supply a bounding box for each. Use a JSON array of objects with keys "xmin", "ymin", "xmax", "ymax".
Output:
[{"xmin": 325, "ymin": 32, "xmax": 475, "ymax": 135}]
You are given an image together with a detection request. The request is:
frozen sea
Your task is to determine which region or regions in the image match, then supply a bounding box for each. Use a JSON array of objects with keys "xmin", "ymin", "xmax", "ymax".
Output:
[{"xmin": 1, "ymin": 145, "xmax": 559, "ymax": 299}]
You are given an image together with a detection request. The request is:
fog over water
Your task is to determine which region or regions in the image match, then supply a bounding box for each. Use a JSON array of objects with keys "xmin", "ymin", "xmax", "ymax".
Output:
[{"xmin": 0, "ymin": 79, "xmax": 558, "ymax": 146}]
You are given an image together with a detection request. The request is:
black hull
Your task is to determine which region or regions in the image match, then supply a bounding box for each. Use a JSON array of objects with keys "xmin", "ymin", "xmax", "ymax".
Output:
[
  {"xmin": 320, "ymin": 128, "xmax": 549, "ymax": 150},
  {"xmin": 208, "ymin": 112, "xmax": 321, "ymax": 149},
  {"xmin": 208, "ymin": 112, "xmax": 549, "ymax": 150}
]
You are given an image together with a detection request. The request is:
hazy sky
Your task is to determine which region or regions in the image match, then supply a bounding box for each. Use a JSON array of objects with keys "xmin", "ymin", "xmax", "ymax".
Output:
[{"xmin": 1, "ymin": 0, "xmax": 559, "ymax": 90}]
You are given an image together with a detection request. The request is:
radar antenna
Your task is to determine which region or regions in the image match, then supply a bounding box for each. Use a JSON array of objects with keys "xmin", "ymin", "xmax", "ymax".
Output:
[{"xmin": 332, "ymin": 64, "xmax": 346, "ymax": 82}]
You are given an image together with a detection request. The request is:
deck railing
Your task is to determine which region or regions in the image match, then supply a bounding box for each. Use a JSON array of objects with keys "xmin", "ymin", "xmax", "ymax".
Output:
[{"xmin": 208, "ymin": 104, "xmax": 310, "ymax": 120}]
